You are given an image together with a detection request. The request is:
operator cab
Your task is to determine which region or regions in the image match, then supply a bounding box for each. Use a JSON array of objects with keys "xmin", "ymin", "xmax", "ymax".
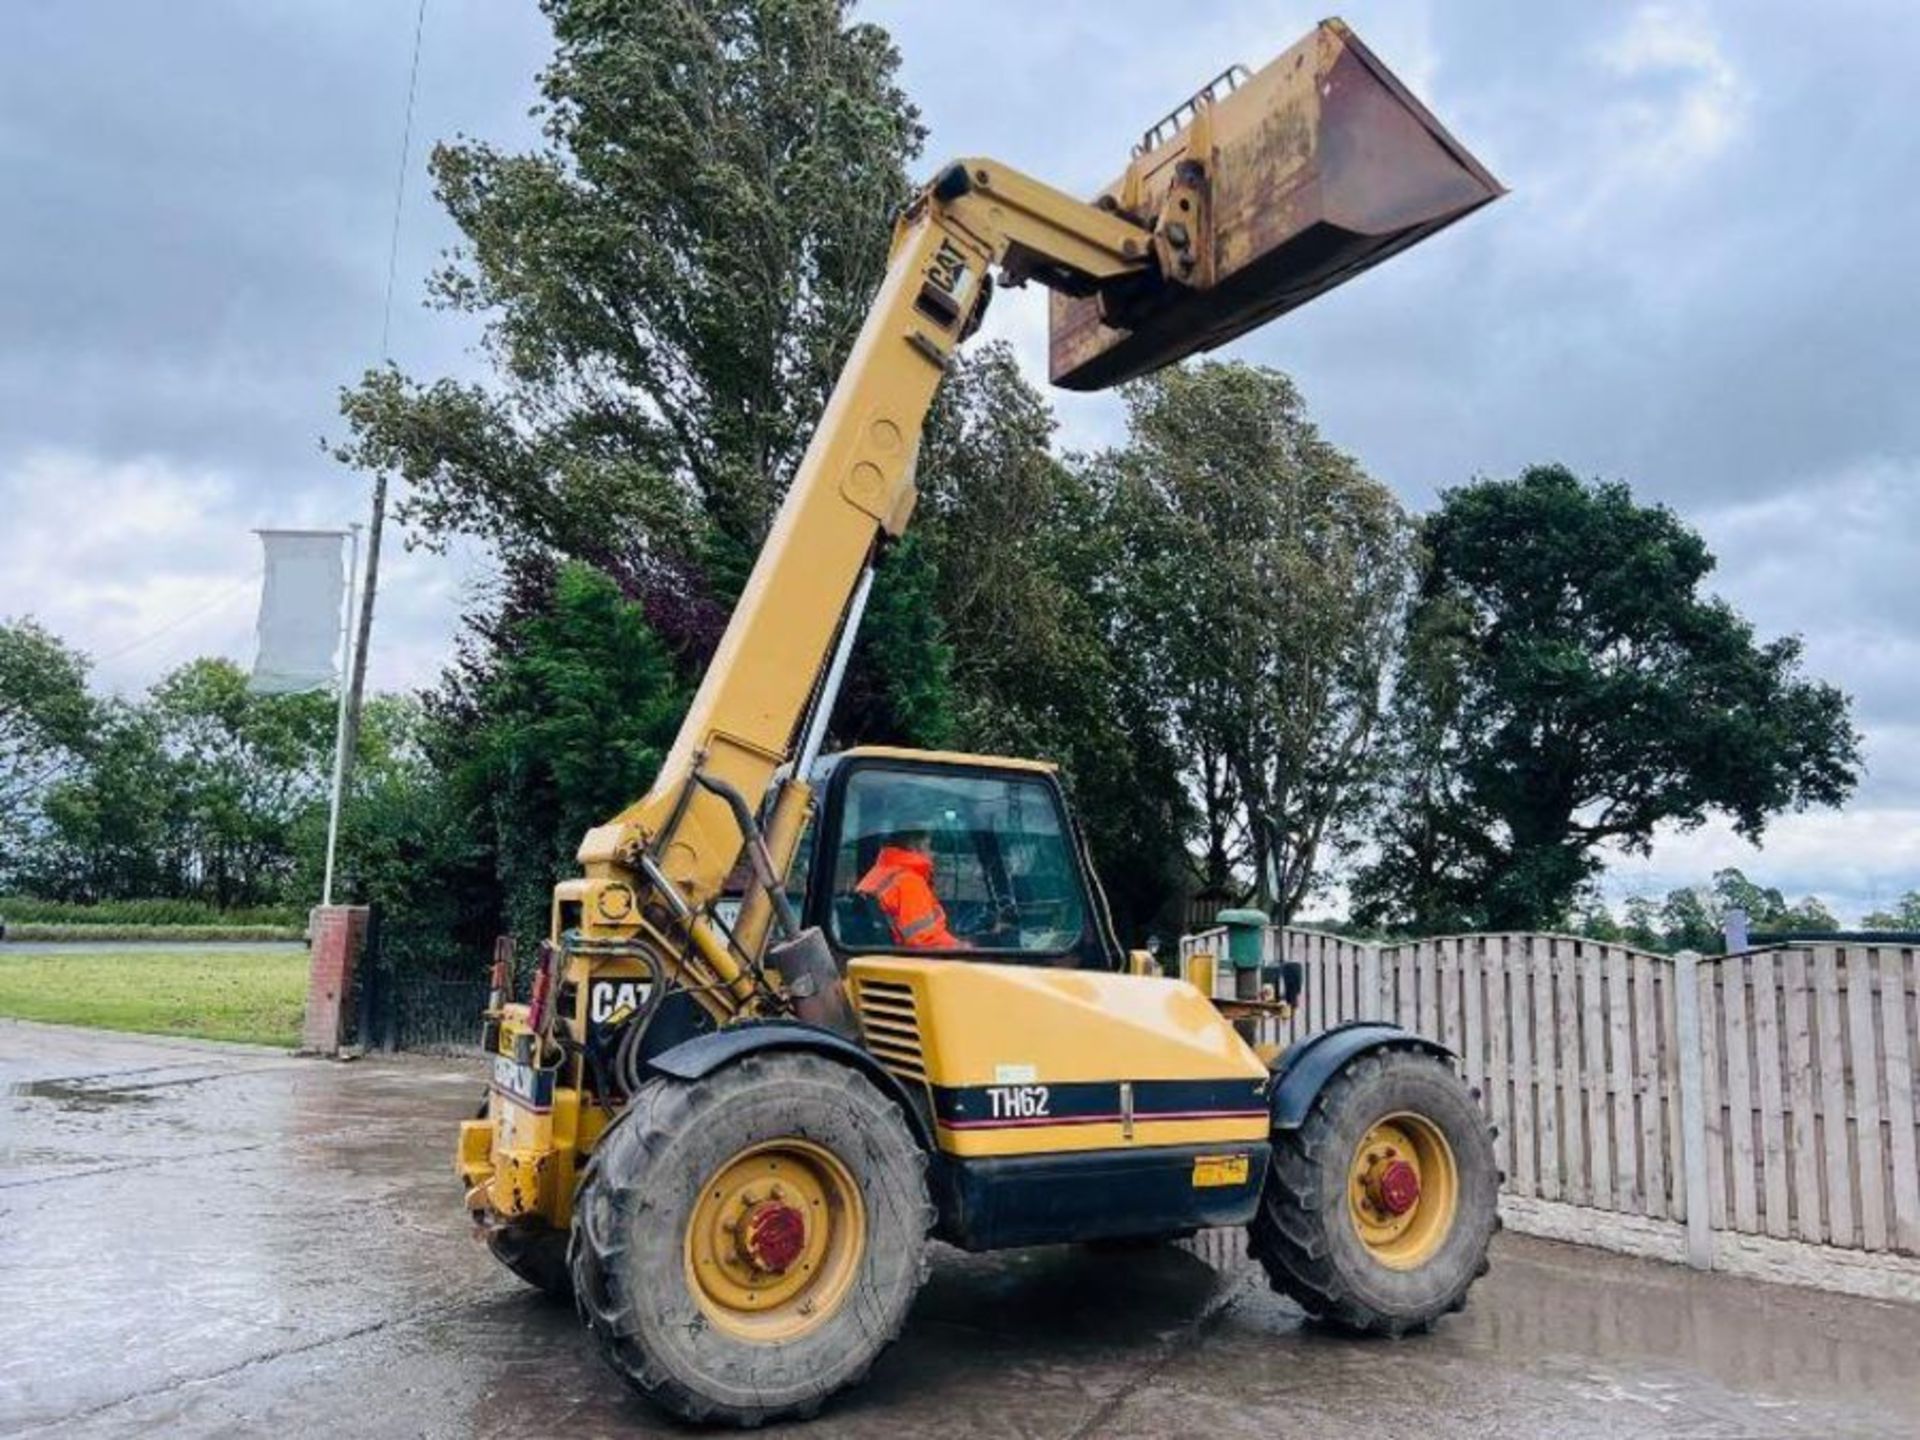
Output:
[{"xmin": 788, "ymin": 747, "xmax": 1122, "ymax": 971}]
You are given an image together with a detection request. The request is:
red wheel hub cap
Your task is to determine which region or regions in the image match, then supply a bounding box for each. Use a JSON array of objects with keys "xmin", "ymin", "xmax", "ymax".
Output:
[
  {"xmin": 743, "ymin": 1201, "xmax": 807, "ymax": 1273},
  {"xmin": 1373, "ymin": 1158, "xmax": 1421, "ymax": 1216}
]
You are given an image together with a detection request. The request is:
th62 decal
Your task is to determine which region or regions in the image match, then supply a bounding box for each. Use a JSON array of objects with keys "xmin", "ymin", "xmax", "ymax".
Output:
[{"xmin": 986, "ymin": 1084, "xmax": 1050, "ymax": 1119}]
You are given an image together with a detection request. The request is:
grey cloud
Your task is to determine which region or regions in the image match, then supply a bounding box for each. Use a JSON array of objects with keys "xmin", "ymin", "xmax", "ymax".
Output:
[
  {"xmin": 885, "ymin": 0, "xmax": 1920, "ymax": 903},
  {"xmin": 0, "ymin": 2, "xmax": 546, "ymax": 481},
  {"xmin": 1, "ymin": 0, "xmax": 1913, "ymax": 905}
]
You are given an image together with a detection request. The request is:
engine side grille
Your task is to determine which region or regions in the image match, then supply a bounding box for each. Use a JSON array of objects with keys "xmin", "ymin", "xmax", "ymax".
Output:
[{"xmin": 855, "ymin": 979, "xmax": 927, "ymax": 1085}]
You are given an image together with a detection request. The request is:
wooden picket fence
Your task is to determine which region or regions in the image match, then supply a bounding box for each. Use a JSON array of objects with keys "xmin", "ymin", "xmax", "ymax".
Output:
[{"xmin": 1179, "ymin": 927, "xmax": 1920, "ymax": 1263}]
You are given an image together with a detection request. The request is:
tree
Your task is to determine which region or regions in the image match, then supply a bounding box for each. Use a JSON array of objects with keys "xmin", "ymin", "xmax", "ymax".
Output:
[
  {"xmin": 24, "ymin": 700, "xmax": 172, "ymax": 901},
  {"xmin": 847, "ymin": 530, "xmax": 955, "ymax": 749},
  {"xmin": 434, "ymin": 563, "xmax": 690, "ymax": 948},
  {"xmin": 912, "ymin": 343, "xmax": 1192, "ymax": 939},
  {"xmin": 1618, "ymin": 895, "xmax": 1665, "ymax": 952},
  {"xmin": 1099, "ymin": 362, "xmax": 1412, "ymax": 921},
  {"xmin": 1708, "ymin": 868, "xmax": 1789, "ymax": 931},
  {"xmin": 1702, "ymin": 867, "xmax": 1836, "ymax": 935},
  {"xmin": 148, "ymin": 659, "xmax": 337, "ymax": 906},
  {"xmin": 1775, "ymin": 894, "xmax": 1840, "ymax": 932},
  {"xmin": 1571, "ymin": 897, "xmax": 1622, "ymax": 943},
  {"xmin": 335, "ymin": 0, "xmax": 925, "ymax": 646},
  {"xmin": 0, "ymin": 617, "xmax": 95, "ymax": 879},
  {"xmin": 287, "ymin": 693, "xmax": 455, "ymax": 905},
  {"xmin": 1354, "ymin": 466, "xmax": 1860, "ymax": 932},
  {"xmin": 1657, "ymin": 885, "xmax": 1721, "ymax": 954},
  {"xmin": 24, "ymin": 658, "xmax": 339, "ymax": 906},
  {"xmin": 1864, "ymin": 891, "xmax": 1920, "ymax": 930},
  {"xmin": 1351, "ymin": 596, "xmax": 1486, "ymax": 935},
  {"xmin": 326, "ymin": 0, "xmax": 971, "ymax": 944},
  {"xmin": 1580, "ymin": 870, "xmax": 1843, "ymax": 954},
  {"xmin": 317, "ymin": 0, "xmax": 969, "ymax": 961}
]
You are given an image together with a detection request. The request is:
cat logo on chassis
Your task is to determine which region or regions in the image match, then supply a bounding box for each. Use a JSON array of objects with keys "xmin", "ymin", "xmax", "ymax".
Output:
[{"xmin": 587, "ymin": 978, "xmax": 653, "ymax": 1028}]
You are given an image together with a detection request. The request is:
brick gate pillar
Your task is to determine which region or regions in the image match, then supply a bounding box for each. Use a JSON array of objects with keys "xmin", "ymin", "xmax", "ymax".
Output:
[{"xmin": 302, "ymin": 905, "xmax": 370, "ymax": 1055}]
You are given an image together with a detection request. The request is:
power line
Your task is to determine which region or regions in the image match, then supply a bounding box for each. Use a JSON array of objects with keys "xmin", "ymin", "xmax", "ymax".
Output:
[
  {"xmin": 90, "ymin": 571, "xmax": 262, "ymax": 667},
  {"xmin": 333, "ymin": 0, "xmax": 429, "ymax": 869},
  {"xmin": 378, "ymin": 0, "xmax": 429, "ymax": 362},
  {"xmin": 346, "ymin": 0, "xmax": 427, "ymax": 768}
]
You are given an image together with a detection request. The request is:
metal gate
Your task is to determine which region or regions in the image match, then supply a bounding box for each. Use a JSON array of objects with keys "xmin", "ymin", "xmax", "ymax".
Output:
[{"xmin": 352, "ymin": 907, "xmax": 490, "ymax": 1054}]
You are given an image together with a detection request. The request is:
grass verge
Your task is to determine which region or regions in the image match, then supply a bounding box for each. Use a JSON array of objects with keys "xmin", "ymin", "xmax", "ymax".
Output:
[{"xmin": 0, "ymin": 947, "xmax": 308, "ymax": 1047}]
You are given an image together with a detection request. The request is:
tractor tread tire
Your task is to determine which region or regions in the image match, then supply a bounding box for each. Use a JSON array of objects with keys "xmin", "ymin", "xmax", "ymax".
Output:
[
  {"xmin": 568, "ymin": 1052, "xmax": 933, "ymax": 1428},
  {"xmin": 486, "ymin": 1224, "xmax": 573, "ymax": 1300},
  {"xmin": 470, "ymin": 1089, "xmax": 572, "ymax": 1301},
  {"xmin": 1249, "ymin": 1048, "xmax": 1497, "ymax": 1336}
]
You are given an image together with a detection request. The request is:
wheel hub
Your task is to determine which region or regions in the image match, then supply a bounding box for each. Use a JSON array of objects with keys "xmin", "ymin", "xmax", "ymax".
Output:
[
  {"xmin": 1346, "ymin": 1114, "xmax": 1460, "ymax": 1271},
  {"xmin": 685, "ymin": 1139, "xmax": 866, "ymax": 1343},
  {"xmin": 1371, "ymin": 1157, "xmax": 1421, "ymax": 1216},
  {"xmin": 741, "ymin": 1199, "xmax": 808, "ymax": 1274}
]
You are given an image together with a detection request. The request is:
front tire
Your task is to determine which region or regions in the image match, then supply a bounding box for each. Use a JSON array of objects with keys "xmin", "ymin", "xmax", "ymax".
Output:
[
  {"xmin": 1249, "ymin": 1048, "xmax": 1497, "ymax": 1334},
  {"xmin": 569, "ymin": 1052, "xmax": 932, "ymax": 1426}
]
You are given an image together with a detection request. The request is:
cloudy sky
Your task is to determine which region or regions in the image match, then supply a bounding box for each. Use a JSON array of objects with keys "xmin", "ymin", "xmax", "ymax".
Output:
[{"xmin": 2, "ymin": 2, "xmax": 1916, "ymax": 919}]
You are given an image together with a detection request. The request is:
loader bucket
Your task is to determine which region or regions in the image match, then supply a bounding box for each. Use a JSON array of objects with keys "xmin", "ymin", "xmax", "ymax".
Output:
[{"xmin": 1049, "ymin": 18, "xmax": 1503, "ymax": 391}]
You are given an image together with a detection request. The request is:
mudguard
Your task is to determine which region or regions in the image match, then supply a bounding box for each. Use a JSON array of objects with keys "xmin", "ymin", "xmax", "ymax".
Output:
[
  {"xmin": 1269, "ymin": 1020, "xmax": 1454, "ymax": 1129},
  {"xmin": 646, "ymin": 1019, "xmax": 934, "ymax": 1150}
]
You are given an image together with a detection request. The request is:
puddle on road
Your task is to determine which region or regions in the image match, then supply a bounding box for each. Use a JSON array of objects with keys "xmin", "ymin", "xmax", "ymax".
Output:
[{"xmin": 9, "ymin": 1078, "xmax": 160, "ymax": 1111}]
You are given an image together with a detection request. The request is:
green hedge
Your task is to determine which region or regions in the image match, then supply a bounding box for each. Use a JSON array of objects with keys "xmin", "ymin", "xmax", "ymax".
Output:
[
  {"xmin": 0, "ymin": 896, "xmax": 304, "ymax": 927},
  {"xmin": 1, "ymin": 922, "xmax": 304, "ymax": 943}
]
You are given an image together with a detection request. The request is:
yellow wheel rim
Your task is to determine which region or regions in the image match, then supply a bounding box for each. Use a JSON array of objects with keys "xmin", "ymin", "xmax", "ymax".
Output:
[
  {"xmin": 1346, "ymin": 1112, "xmax": 1459, "ymax": 1271},
  {"xmin": 683, "ymin": 1138, "xmax": 865, "ymax": 1343}
]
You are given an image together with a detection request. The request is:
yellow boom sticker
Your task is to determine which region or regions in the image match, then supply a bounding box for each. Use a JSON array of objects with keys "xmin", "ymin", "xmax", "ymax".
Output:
[{"xmin": 1191, "ymin": 1153, "xmax": 1250, "ymax": 1188}]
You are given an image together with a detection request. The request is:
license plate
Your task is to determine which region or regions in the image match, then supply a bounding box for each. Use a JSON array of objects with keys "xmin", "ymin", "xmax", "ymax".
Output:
[{"xmin": 1191, "ymin": 1153, "xmax": 1250, "ymax": 1188}]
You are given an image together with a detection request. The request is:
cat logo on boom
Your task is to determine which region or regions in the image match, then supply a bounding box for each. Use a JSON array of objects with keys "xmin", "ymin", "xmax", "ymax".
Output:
[
  {"xmin": 916, "ymin": 237, "xmax": 975, "ymax": 329},
  {"xmin": 927, "ymin": 238, "xmax": 973, "ymax": 302}
]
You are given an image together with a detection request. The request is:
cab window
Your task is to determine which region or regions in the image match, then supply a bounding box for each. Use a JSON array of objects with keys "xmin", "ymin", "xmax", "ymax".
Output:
[{"xmin": 827, "ymin": 767, "xmax": 1091, "ymax": 959}]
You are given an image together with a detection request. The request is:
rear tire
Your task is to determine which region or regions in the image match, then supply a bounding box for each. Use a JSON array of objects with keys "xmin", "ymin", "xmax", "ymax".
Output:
[
  {"xmin": 486, "ymin": 1224, "xmax": 573, "ymax": 1300},
  {"xmin": 1249, "ymin": 1048, "xmax": 1496, "ymax": 1334},
  {"xmin": 473, "ymin": 1089, "xmax": 572, "ymax": 1300},
  {"xmin": 569, "ymin": 1052, "xmax": 932, "ymax": 1427}
]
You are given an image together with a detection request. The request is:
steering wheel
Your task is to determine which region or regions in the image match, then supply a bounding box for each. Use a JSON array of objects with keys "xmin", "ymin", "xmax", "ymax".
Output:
[{"xmin": 1011, "ymin": 896, "xmax": 1074, "ymax": 930}]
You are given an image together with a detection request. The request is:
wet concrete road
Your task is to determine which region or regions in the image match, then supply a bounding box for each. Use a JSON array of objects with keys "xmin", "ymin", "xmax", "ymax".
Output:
[{"xmin": 4, "ymin": 1020, "xmax": 1918, "ymax": 1439}]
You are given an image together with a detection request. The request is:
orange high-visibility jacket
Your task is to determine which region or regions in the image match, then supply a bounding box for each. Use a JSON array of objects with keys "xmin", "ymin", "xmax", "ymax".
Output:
[{"xmin": 856, "ymin": 845, "xmax": 962, "ymax": 950}]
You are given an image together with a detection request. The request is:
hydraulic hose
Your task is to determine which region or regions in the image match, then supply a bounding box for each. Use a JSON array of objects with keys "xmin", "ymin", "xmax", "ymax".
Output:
[{"xmin": 691, "ymin": 771, "xmax": 802, "ymax": 942}]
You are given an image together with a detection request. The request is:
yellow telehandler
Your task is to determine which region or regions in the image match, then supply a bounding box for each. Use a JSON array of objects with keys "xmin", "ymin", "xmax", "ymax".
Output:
[{"xmin": 455, "ymin": 18, "xmax": 1505, "ymax": 1425}]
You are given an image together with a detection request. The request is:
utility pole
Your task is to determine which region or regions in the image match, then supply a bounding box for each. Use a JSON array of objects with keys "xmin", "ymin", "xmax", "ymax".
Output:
[{"xmin": 339, "ymin": 473, "xmax": 385, "ymax": 788}]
